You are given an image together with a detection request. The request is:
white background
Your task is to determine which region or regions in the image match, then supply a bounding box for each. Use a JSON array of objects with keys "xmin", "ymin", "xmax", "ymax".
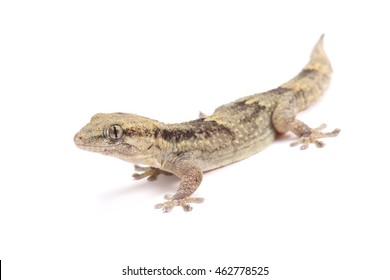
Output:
[{"xmin": 1, "ymin": 1, "xmax": 389, "ymax": 279}]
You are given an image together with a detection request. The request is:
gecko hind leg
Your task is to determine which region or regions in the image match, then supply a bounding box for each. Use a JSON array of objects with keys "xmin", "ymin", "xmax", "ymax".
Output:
[
  {"xmin": 155, "ymin": 194, "xmax": 205, "ymax": 213},
  {"xmin": 290, "ymin": 123, "xmax": 340, "ymax": 150},
  {"xmin": 132, "ymin": 165, "xmax": 172, "ymax": 181}
]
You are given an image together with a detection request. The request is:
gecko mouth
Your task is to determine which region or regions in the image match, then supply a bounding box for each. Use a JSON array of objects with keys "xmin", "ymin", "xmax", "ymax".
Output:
[
  {"xmin": 74, "ymin": 134, "xmax": 121, "ymax": 152},
  {"xmin": 73, "ymin": 133, "xmax": 139, "ymax": 158},
  {"xmin": 75, "ymin": 143, "xmax": 116, "ymax": 152}
]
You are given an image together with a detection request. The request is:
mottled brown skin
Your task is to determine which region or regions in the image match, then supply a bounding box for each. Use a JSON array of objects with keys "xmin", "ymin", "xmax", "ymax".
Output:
[{"xmin": 74, "ymin": 35, "xmax": 340, "ymax": 212}]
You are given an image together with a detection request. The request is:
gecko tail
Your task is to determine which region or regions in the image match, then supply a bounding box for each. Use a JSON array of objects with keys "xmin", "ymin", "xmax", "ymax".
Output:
[
  {"xmin": 278, "ymin": 34, "xmax": 333, "ymax": 110},
  {"xmin": 304, "ymin": 34, "xmax": 332, "ymax": 75},
  {"xmin": 281, "ymin": 34, "xmax": 332, "ymax": 89}
]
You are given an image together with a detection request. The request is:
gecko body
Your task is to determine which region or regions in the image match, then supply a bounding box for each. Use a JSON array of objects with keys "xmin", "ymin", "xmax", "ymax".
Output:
[{"xmin": 74, "ymin": 35, "xmax": 339, "ymax": 212}]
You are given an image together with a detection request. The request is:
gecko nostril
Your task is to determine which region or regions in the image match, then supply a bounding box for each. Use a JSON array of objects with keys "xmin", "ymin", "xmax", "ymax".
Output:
[{"xmin": 74, "ymin": 134, "xmax": 83, "ymax": 144}]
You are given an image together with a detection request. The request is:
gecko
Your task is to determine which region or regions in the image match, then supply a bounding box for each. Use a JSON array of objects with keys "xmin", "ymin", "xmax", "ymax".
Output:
[{"xmin": 74, "ymin": 35, "xmax": 340, "ymax": 213}]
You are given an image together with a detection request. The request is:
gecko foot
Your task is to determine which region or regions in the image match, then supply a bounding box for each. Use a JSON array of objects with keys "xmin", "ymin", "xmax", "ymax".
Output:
[
  {"xmin": 290, "ymin": 124, "xmax": 340, "ymax": 150},
  {"xmin": 132, "ymin": 165, "xmax": 172, "ymax": 181},
  {"xmin": 155, "ymin": 194, "xmax": 205, "ymax": 213}
]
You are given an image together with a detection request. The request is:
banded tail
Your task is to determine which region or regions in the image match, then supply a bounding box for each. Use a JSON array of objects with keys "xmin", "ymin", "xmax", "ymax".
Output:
[
  {"xmin": 281, "ymin": 34, "xmax": 332, "ymax": 110},
  {"xmin": 305, "ymin": 34, "xmax": 332, "ymax": 75}
]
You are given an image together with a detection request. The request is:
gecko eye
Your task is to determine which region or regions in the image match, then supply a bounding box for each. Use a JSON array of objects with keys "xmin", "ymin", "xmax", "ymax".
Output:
[{"xmin": 104, "ymin": 124, "xmax": 124, "ymax": 141}]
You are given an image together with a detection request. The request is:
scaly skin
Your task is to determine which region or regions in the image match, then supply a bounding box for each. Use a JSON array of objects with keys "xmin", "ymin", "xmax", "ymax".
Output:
[{"xmin": 74, "ymin": 35, "xmax": 340, "ymax": 212}]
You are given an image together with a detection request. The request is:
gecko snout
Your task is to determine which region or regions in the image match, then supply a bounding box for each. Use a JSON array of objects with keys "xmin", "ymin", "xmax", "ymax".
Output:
[{"xmin": 74, "ymin": 133, "xmax": 84, "ymax": 146}]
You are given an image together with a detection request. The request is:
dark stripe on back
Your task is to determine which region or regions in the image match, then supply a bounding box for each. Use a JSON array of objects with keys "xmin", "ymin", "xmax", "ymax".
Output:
[
  {"xmin": 267, "ymin": 87, "xmax": 291, "ymax": 95},
  {"xmin": 297, "ymin": 68, "xmax": 318, "ymax": 79},
  {"xmin": 230, "ymin": 100, "xmax": 267, "ymax": 123},
  {"xmin": 159, "ymin": 119, "xmax": 235, "ymax": 142}
]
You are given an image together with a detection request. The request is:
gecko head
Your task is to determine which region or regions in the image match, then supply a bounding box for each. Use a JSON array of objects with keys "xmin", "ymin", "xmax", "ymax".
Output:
[{"xmin": 74, "ymin": 113, "xmax": 159, "ymax": 163}]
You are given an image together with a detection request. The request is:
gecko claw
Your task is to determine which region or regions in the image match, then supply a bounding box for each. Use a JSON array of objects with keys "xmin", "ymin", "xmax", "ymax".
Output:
[
  {"xmin": 314, "ymin": 140, "xmax": 325, "ymax": 148},
  {"xmin": 155, "ymin": 194, "xmax": 204, "ymax": 213},
  {"xmin": 132, "ymin": 165, "xmax": 172, "ymax": 181},
  {"xmin": 290, "ymin": 124, "xmax": 340, "ymax": 150}
]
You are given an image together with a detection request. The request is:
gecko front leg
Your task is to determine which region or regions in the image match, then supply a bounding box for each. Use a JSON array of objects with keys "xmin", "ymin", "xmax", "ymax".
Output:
[{"xmin": 155, "ymin": 157, "xmax": 204, "ymax": 212}]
